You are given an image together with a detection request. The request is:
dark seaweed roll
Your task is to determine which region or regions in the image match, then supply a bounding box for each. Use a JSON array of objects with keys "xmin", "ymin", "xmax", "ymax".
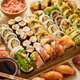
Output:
[
  {"xmin": 8, "ymin": 19, "xmax": 15, "ymax": 27},
  {"xmin": 23, "ymin": 26, "xmax": 30, "ymax": 33},
  {"xmin": 19, "ymin": 21, "xmax": 26, "ymax": 28},
  {"xmin": 16, "ymin": 29, "xmax": 23, "ymax": 36},
  {"xmin": 15, "ymin": 16, "xmax": 22, "ymax": 23}
]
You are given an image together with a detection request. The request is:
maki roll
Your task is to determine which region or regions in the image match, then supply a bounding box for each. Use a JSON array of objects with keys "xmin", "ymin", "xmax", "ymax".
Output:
[
  {"xmin": 65, "ymin": 27, "xmax": 77, "ymax": 35},
  {"xmin": 40, "ymin": 35, "xmax": 54, "ymax": 45},
  {"xmin": 5, "ymin": 33, "xmax": 17, "ymax": 44},
  {"xmin": 39, "ymin": 15, "xmax": 50, "ymax": 23},
  {"xmin": 43, "ymin": 20, "xmax": 54, "ymax": 30},
  {"xmin": 59, "ymin": 35, "xmax": 75, "ymax": 52},
  {"xmin": 34, "ymin": 10, "xmax": 45, "ymax": 19},
  {"xmin": 73, "ymin": 18, "xmax": 80, "ymax": 29},
  {"xmin": 23, "ymin": 26, "xmax": 30, "ymax": 33},
  {"xmin": 49, "ymin": 10, "xmax": 61, "ymax": 21},
  {"xmin": 8, "ymin": 38, "xmax": 20, "ymax": 50},
  {"xmin": 19, "ymin": 21, "xmax": 26, "ymax": 28},
  {"xmin": 73, "ymin": 35, "xmax": 80, "ymax": 48},
  {"xmin": 8, "ymin": 19, "xmax": 15, "ymax": 27},
  {"xmin": 26, "ymin": 45, "xmax": 34, "ymax": 53},
  {"xmin": 12, "ymin": 24, "xmax": 20, "ymax": 32},
  {"xmin": 10, "ymin": 46, "xmax": 24, "ymax": 58},
  {"xmin": 63, "ymin": 9, "xmax": 74, "ymax": 18},
  {"xmin": 53, "ymin": 31, "xmax": 65, "ymax": 41},
  {"xmin": 48, "ymin": 24, "xmax": 59, "ymax": 35},
  {"xmin": 51, "ymin": 41, "xmax": 64, "ymax": 56},
  {"xmin": 30, "ymin": 51, "xmax": 44, "ymax": 68},
  {"xmin": 19, "ymin": 32, "xmax": 27, "ymax": 41},
  {"xmin": 33, "ymin": 24, "xmax": 44, "ymax": 35},
  {"xmin": 33, "ymin": 42, "xmax": 41, "ymax": 50},
  {"xmin": 59, "ymin": 19, "xmax": 71, "ymax": 31},
  {"xmin": 55, "ymin": 15, "xmax": 65, "ymax": 26},
  {"xmin": 29, "ymin": 36, "xmax": 37, "ymax": 44},
  {"xmin": 43, "ymin": 44, "xmax": 57, "ymax": 59},
  {"xmin": 36, "ymin": 47, "xmax": 50, "ymax": 62},
  {"xmin": 16, "ymin": 29, "xmax": 23, "ymax": 36},
  {"xmin": 59, "ymin": 4, "xmax": 70, "ymax": 14},
  {"xmin": 22, "ymin": 40, "xmax": 31, "ymax": 48},
  {"xmin": 69, "ymin": 30, "xmax": 80, "ymax": 39},
  {"xmin": 1, "ymin": 28, "xmax": 13, "ymax": 39},
  {"xmin": 68, "ymin": 14, "xmax": 79, "ymax": 23},
  {"xmin": 15, "ymin": 16, "xmax": 22, "ymax": 23}
]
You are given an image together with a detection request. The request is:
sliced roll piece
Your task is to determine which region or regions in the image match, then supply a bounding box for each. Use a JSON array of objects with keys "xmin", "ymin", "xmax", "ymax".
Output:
[
  {"xmin": 68, "ymin": 13, "xmax": 79, "ymax": 23},
  {"xmin": 48, "ymin": 24, "xmax": 59, "ymax": 35},
  {"xmin": 65, "ymin": 27, "xmax": 77, "ymax": 35},
  {"xmin": 73, "ymin": 18, "xmax": 80, "ymax": 29},
  {"xmin": 16, "ymin": 29, "xmax": 23, "ymax": 36},
  {"xmin": 59, "ymin": 19, "xmax": 71, "ymax": 31},
  {"xmin": 69, "ymin": 29, "xmax": 80, "ymax": 39},
  {"xmin": 43, "ymin": 20, "xmax": 54, "ymax": 30},
  {"xmin": 51, "ymin": 41, "xmax": 64, "ymax": 56},
  {"xmin": 39, "ymin": 15, "xmax": 50, "ymax": 23},
  {"xmin": 8, "ymin": 38, "xmax": 20, "ymax": 50},
  {"xmin": 15, "ymin": 16, "xmax": 22, "ymax": 23},
  {"xmin": 55, "ymin": 15, "xmax": 65, "ymax": 26},
  {"xmin": 63, "ymin": 9, "xmax": 74, "ymax": 18},
  {"xmin": 36, "ymin": 47, "xmax": 50, "ymax": 62},
  {"xmin": 59, "ymin": 35, "xmax": 75, "ymax": 52},
  {"xmin": 53, "ymin": 31, "xmax": 65, "ymax": 41},
  {"xmin": 43, "ymin": 44, "xmax": 57, "ymax": 59},
  {"xmin": 5, "ymin": 33, "xmax": 17, "ymax": 44},
  {"xmin": 30, "ymin": 51, "xmax": 44, "ymax": 68}
]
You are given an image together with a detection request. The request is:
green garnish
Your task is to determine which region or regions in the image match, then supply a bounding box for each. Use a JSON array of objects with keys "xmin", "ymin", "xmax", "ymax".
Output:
[
  {"xmin": 34, "ymin": 12, "xmax": 39, "ymax": 17},
  {"xmin": 44, "ymin": 8, "xmax": 51, "ymax": 14},
  {"xmin": 77, "ymin": 25, "xmax": 80, "ymax": 28},
  {"xmin": 30, "ymin": 52, "xmax": 36, "ymax": 61},
  {"xmin": 60, "ymin": 0, "xmax": 63, "ymax": 5},
  {"xmin": 31, "ymin": 21, "xmax": 37, "ymax": 27},
  {"xmin": 35, "ymin": 29, "xmax": 37, "ymax": 34},
  {"xmin": 51, "ymin": 5, "xmax": 59, "ymax": 10}
]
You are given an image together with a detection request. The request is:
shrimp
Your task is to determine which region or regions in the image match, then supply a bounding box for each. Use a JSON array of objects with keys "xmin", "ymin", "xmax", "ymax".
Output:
[
  {"xmin": 31, "ymin": 77, "xmax": 45, "ymax": 80},
  {"xmin": 51, "ymin": 65, "xmax": 75, "ymax": 74},
  {"xmin": 40, "ymin": 71, "xmax": 63, "ymax": 80}
]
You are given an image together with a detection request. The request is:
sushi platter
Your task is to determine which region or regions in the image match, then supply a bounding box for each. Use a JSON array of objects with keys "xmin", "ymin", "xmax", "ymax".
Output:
[{"xmin": 1, "ymin": 0, "xmax": 80, "ymax": 80}]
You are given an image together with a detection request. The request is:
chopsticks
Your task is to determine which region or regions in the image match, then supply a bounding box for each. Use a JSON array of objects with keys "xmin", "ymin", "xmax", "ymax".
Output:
[{"xmin": 0, "ymin": 72, "xmax": 28, "ymax": 80}]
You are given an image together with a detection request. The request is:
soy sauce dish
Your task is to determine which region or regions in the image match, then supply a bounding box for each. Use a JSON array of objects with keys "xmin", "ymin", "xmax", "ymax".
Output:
[{"xmin": 0, "ymin": 57, "xmax": 19, "ymax": 77}]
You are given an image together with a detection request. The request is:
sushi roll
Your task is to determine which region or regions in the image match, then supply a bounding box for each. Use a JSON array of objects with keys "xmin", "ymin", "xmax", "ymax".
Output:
[
  {"xmin": 59, "ymin": 35, "xmax": 75, "ymax": 52},
  {"xmin": 19, "ymin": 32, "xmax": 27, "ymax": 41},
  {"xmin": 22, "ymin": 40, "xmax": 31, "ymax": 48},
  {"xmin": 68, "ymin": 14, "xmax": 79, "ymax": 23},
  {"xmin": 43, "ymin": 44, "xmax": 57, "ymax": 59},
  {"xmin": 16, "ymin": 29, "xmax": 23, "ymax": 36},
  {"xmin": 33, "ymin": 24, "xmax": 44, "ymax": 35},
  {"xmin": 23, "ymin": 14, "xmax": 36, "ymax": 25},
  {"xmin": 43, "ymin": 20, "xmax": 54, "ymax": 30},
  {"xmin": 65, "ymin": 27, "xmax": 77, "ymax": 35},
  {"xmin": 40, "ymin": 35, "xmax": 54, "ymax": 45},
  {"xmin": 33, "ymin": 42, "xmax": 41, "ymax": 50},
  {"xmin": 48, "ymin": 24, "xmax": 59, "ymax": 35},
  {"xmin": 19, "ymin": 21, "xmax": 26, "ymax": 28},
  {"xmin": 39, "ymin": 15, "xmax": 50, "ymax": 23},
  {"xmin": 63, "ymin": 9, "xmax": 74, "ymax": 18},
  {"xmin": 36, "ymin": 47, "xmax": 50, "ymax": 62},
  {"xmin": 12, "ymin": 24, "xmax": 20, "ymax": 32},
  {"xmin": 51, "ymin": 41, "xmax": 64, "ymax": 56},
  {"xmin": 1, "ymin": 28, "xmax": 13, "ymax": 39},
  {"xmin": 8, "ymin": 38, "xmax": 20, "ymax": 50},
  {"xmin": 55, "ymin": 15, "xmax": 65, "ymax": 26},
  {"xmin": 59, "ymin": 4, "xmax": 70, "ymax": 14},
  {"xmin": 59, "ymin": 19, "xmax": 71, "ymax": 31},
  {"xmin": 69, "ymin": 29, "xmax": 80, "ymax": 39},
  {"xmin": 8, "ymin": 19, "xmax": 15, "ymax": 27},
  {"xmin": 23, "ymin": 26, "xmax": 30, "ymax": 33},
  {"xmin": 5, "ymin": 33, "xmax": 17, "ymax": 44},
  {"xmin": 0, "ymin": 24, "xmax": 9, "ymax": 33},
  {"xmin": 10, "ymin": 46, "xmax": 24, "ymax": 58},
  {"xmin": 34, "ymin": 10, "xmax": 45, "ymax": 19},
  {"xmin": 29, "ymin": 36, "xmax": 37, "ymax": 44},
  {"xmin": 30, "ymin": 51, "xmax": 44, "ymax": 68},
  {"xmin": 15, "ymin": 16, "xmax": 22, "ymax": 23},
  {"xmin": 49, "ymin": 10, "xmax": 61, "ymax": 21},
  {"xmin": 53, "ymin": 31, "xmax": 65, "ymax": 41},
  {"xmin": 73, "ymin": 35, "xmax": 80, "ymax": 48},
  {"xmin": 26, "ymin": 45, "xmax": 34, "ymax": 53},
  {"xmin": 73, "ymin": 18, "xmax": 80, "ymax": 29}
]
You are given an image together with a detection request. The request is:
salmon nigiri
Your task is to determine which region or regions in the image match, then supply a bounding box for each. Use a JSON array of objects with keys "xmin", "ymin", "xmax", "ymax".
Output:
[{"xmin": 51, "ymin": 65, "xmax": 75, "ymax": 74}]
